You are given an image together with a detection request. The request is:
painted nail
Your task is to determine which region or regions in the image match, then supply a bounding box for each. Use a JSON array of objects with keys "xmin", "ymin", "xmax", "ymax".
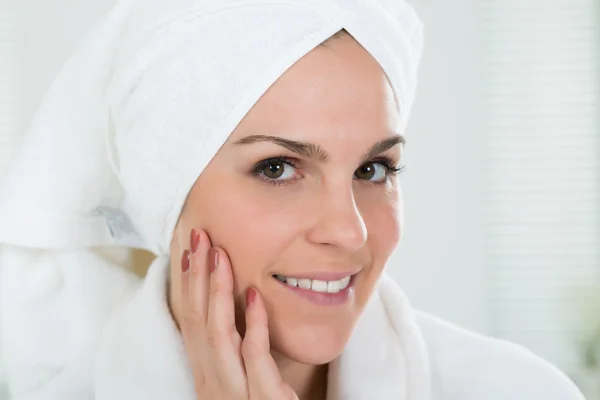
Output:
[
  {"xmin": 190, "ymin": 229, "xmax": 200, "ymax": 253},
  {"xmin": 181, "ymin": 249, "xmax": 190, "ymax": 273},
  {"xmin": 208, "ymin": 247, "xmax": 219, "ymax": 274},
  {"xmin": 246, "ymin": 287, "xmax": 257, "ymax": 308}
]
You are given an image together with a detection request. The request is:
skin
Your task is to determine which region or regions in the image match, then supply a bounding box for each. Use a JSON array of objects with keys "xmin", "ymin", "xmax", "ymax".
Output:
[{"xmin": 168, "ymin": 32, "xmax": 405, "ymax": 399}]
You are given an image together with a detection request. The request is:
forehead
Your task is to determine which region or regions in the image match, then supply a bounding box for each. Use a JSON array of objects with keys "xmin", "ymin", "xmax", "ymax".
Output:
[{"xmin": 228, "ymin": 37, "xmax": 399, "ymax": 144}]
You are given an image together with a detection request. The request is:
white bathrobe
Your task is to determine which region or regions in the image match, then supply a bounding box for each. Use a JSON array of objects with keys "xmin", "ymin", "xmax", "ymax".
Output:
[
  {"xmin": 0, "ymin": 245, "xmax": 585, "ymax": 399},
  {"xmin": 0, "ymin": 0, "xmax": 586, "ymax": 397}
]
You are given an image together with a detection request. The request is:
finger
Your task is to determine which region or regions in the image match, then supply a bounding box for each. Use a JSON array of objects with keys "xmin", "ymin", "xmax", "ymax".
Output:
[
  {"xmin": 205, "ymin": 247, "xmax": 247, "ymax": 394},
  {"xmin": 180, "ymin": 246, "xmax": 211, "ymax": 392},
  {"xmin": 180, "ymin": 248, "xmax": 191, "ymax": 316},
  {"xmin": 206, "ymin": 247, "xmax": 238, "ymax": 342},
  {"xmin": 180, "ymin": 230, "xmax": 211, "ymax": 339},
  {"xmin": 186, "ymin": 229, "xmax": 212, "ymax": 328},
  {"xmin": 242, "ymin": 288, "xmax": 295, "ymax": 399},
  {"xmin": 179, "ymin": 230, "xmax": 212, "ymax": 392}
]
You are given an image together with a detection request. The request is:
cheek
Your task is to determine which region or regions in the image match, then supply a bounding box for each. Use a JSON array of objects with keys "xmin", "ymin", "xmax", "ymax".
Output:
[
  {"xmin": 359, "ymin": 185, "xmax": 402, "ymax": 263},
  {"xmin": 201, "ymin": 181, "xmax": 307, "ymax": 283},
  {"xmin": 352, "ymin": 186, "xmax": 401, "ymax": 307}
]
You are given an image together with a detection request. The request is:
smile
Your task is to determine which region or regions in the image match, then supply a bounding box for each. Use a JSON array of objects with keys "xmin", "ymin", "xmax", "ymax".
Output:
[
  {"xmin": 271, "ymin": 272, "xmax": 357, "ymax": 306},
  {"xmin": 273, "ymin": 274, "xmax": 351, "ymax": 293}
]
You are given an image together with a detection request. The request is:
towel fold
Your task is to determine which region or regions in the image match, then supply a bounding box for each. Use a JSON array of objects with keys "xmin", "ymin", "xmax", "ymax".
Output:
[
  {"xmin": 0, "ymin": 1, "xmax": 426, "ymax": 398},
  {"xmin": 0, "ymin": 0, "xmax": 423, "ymax": 255},
  {"xmin": 93, "ymin": 256, "xmax": 432, "ymax": 399}
]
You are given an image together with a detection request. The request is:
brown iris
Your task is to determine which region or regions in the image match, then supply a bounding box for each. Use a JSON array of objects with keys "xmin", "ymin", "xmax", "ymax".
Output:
[
  {"xmin": 355, "ymin": 162, "xmax": 376, "ymax": 180},
  {"xmin": 262, "ymin": 161, "xmax": 286, "ymax": 179}
]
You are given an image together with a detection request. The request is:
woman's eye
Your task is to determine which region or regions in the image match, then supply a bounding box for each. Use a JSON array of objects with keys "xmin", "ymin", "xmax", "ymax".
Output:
[
  {"xmin": 354, "ymin": 162, "xmax": 391, "ymax": 182},
  {"xmin": 258, "ymin": 160, "xmax": 296, "ymax": 181},
  {"xmin": 252, "ymin": 157, "xmax": 402, "ymax": 186}
]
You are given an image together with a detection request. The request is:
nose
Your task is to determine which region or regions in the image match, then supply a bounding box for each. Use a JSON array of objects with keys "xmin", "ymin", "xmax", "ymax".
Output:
[{"xmin": 305, "ymin": 185, "xmax": 368, "ymax": 253}]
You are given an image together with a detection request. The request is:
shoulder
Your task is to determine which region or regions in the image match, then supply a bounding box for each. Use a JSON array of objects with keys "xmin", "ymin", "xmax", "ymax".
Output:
[{"xmin": 415, "ymin": 312, "xmax": 585, "ymax": 400}]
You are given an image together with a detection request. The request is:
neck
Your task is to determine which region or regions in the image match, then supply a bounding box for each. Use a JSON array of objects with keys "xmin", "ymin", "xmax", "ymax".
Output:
[{"xmin": 272, "ymin": 350, "xmax": 329, "ymax": 400}]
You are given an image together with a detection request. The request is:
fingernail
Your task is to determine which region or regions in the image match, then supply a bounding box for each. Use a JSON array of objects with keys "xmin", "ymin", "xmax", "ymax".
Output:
[
  {"xmin": 190, "ymin": 229, "xmax": 200, "ymax": 253},
  {"xmin": 181, "ymin": 249, "xmax": 190, "ymax": 273},
  {"xmin": 246, "ymin": 287, "xmax": 257, "ymax": 308},
  {"xmin": 208, "ymin": 247, "xmax": 219, "ymax": 274}
]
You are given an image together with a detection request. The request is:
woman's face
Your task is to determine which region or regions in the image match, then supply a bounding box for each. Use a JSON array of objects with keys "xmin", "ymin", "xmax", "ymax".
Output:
[{"xmin": 170, "ymin": 34, "xmax": 404, "ymax": 366}]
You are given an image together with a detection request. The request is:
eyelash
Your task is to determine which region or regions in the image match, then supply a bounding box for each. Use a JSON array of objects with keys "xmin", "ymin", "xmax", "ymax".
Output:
[{"xmin": 250, "ymin": 154, "xmax": 405, "ymax": 186}]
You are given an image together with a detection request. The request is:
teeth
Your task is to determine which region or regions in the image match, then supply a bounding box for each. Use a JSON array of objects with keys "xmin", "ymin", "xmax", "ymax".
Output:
[
  {"xmin": 310, "ymin": 280, "xmax": 328, "ymax": 292},
  {"xmin": 340, "ymin": 276, "xmax": 351, "ymax": 288},
  {"xmin": 327, "ymin": 280, "xmax": 341, "ymax": 293},
  {"xmin": 274, "ymin": 274, "xmax": 352, "ymax": 293},
  {"xmin": 298, "ymin": 278, "xmax": 312, "ymax": 290},
  {"xmin": 286, "ymin": 277, "xmax": 298, "ymax": 287}
]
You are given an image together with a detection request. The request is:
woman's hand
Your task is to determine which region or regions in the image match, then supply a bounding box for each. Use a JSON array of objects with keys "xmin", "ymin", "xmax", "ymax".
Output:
[{"xmin": 179, "ymin": 228, "xmax": 298, "ymax": 400}]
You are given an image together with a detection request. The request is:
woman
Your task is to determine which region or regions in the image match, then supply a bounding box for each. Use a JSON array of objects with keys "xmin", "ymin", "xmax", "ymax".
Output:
[{"xmin": 0, "ymin": 0, "xmax": 585, "ymax": 399}]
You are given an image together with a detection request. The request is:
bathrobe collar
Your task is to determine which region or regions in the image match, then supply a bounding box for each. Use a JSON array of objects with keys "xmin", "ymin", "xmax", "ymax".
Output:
[{"xmin": 94, "ymin": 256, "xmax": 431, "ymax": 399}]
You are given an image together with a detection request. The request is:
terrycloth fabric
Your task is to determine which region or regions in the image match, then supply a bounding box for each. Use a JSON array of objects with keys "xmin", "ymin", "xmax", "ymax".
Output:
[
  {"xmin": 94, "ymin": 257, "xmax": 432, "ymax": 400},
  {"xmin": 0, "ymin": 2, "xmax": 426, "ymax": 394},
  {"xmin": 0, "ymin": 1, "xmax": 425, "ymax": 393},
  {"xmin": 0, "ymin": 0, "xmax": 585, "ymax": 398},
  {"xmin": 0, "ymin": 245, "xmax": 140, "ymax": 399},
  {"xmin": 0, "ymin": 0, "xmax": 423, "ymax": 256},
  {"xmin": 1, "ymin": 247, "xmax": 584, "ymax": 399}
]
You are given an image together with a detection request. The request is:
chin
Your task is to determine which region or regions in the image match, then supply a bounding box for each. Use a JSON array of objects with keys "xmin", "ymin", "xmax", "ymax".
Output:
[{"xmin": 270, "ymin": 320, "xmax": 355, "ymax": 365}]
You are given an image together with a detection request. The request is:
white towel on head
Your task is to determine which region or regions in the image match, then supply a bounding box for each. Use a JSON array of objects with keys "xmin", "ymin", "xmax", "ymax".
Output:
[
  {"xmin": 0, "ymin": 0, "xmax": 423, "ymax": 255},
  {"xmin": 0, "ymin": 0, "xmax": 427, "ymax": 397},
  {"xmin": 0, "ymin": 2, "xmax": 587, "ymax": 399}
]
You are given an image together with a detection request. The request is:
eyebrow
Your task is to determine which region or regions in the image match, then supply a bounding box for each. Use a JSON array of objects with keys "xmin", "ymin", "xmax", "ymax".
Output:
[{"xmin": 232, "ymin": 134, "xmax": 405, "ymax": 163}]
